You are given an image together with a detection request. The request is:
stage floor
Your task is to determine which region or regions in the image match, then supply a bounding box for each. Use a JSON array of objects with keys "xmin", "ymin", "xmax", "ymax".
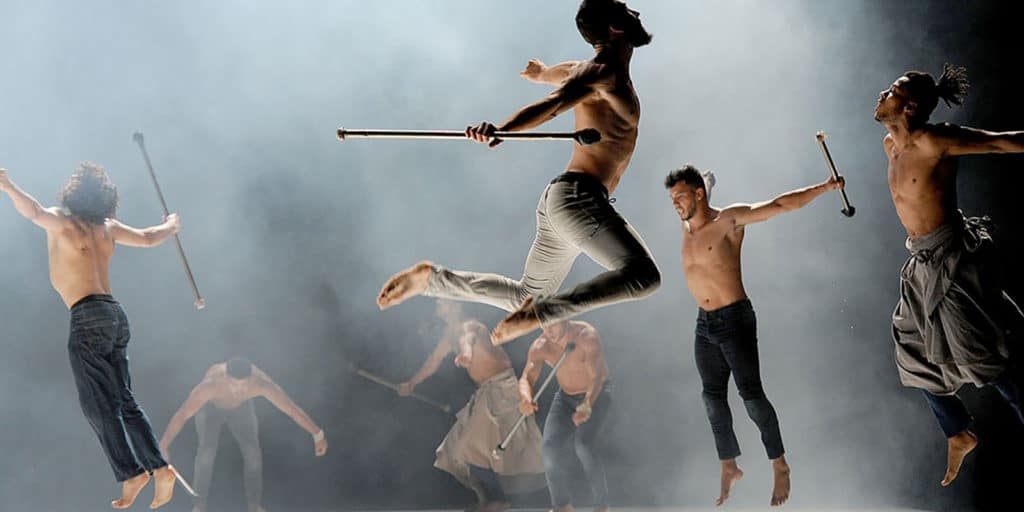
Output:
[{"xmin": 345, "ymin": 508, "xmax": 933, "ymax": 512}]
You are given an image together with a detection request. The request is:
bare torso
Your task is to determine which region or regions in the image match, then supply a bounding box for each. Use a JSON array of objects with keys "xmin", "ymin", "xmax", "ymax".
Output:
[
  {"xmin": 566, "ymin": 61, "xmax": 639, "ymax": 194},
  {"xmin": 681, "ymin": 212, "xmax": 749, "ymax": 311},
  {"xmin": 195, "ymin": 364, "xmax": 270, "ymax": 410},
  {"xmin": 452, "ymin": 321, "xmax": 513, "ymax": 385},
  {"xmin": 884, "ymin": 127, "xmax": 959, "ymax": 239},
  {"xmin": 533, "ymin": 321, "xmax": 609, "ymax": 395},
  {"xmin": 47, "ymin": 214, "xmax": 115, "ymax": 308}
]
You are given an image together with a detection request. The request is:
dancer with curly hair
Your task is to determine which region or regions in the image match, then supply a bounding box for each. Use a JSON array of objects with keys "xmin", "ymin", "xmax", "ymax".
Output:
[{"xmin": 0, "ymin": 163, "xmax": 182, "ymax": 509}]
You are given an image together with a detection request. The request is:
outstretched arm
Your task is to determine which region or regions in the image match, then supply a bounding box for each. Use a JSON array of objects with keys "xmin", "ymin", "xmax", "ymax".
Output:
[
  {"xmin": 934, "ymin": 123, "xmax": 1024, "ymax": 156},
  {"xmin": 107, "ymin": 214, "xmax": 180, "ymax": 248},
  {"xmin": 467, "ymin": 63, "xmax": 605, "ymax": 146},
  {"xmin": 499, "ymin": 67, "xmax": 600, "ymax": 132},
  {"xmin": 255, "ymin": 367, "xmax": 327, "ymax": 456},
  {"xmin": 159, "ymin": 382, "xmax": 213, "ymax": 453},
  {"xmin": 722, "ymin": 176, "xmax": 844, "ymax": 227},
  {"xmin": 518, "ymin": 341, "xmax": 545, "ymax": 416},
  {"xmin": 520, "ymin": 59, "xmax": 582, "ymax": 86},
  {"xmin": 399, "ymin": 338, "xmax": 453, "ymax": 394},
  {"xmin": 0, "ymin": 169, "xmax": 65, "ymax": 231}
]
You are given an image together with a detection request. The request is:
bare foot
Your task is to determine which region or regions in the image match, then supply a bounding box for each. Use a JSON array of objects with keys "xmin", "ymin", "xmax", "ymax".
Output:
[
  {"xmin": 492, "ymin": 296, "xmax": 540, "ymax": 345},
  {"xmin": 715, "ymin": 459, "xmax": 744, "ymax": 506},
  {"xmin": 941, "ymin": 430, "xmax": 978, "ymax": 486},
  {"xmin": 377, "ymin": 261, "xmax": 433, "ymax": 310},
  {"xmin": 149, "ymin": 465, "xmax": 176, "ymax": 509},
  {"xmin": 770, "ymin": 455, "xmax": 791, "ymax": 507},
  {"xmin": 111, "ymin": 471, "xmax": 151, "ymax": 509},
  {"xmin": 480, "ymin": 501, "xmax": 511, "ymax": 512}
]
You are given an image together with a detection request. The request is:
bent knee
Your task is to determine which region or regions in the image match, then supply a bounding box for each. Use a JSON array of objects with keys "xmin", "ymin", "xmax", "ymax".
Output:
[{"xmin": 628, "ymin": 259, "xmax": 661, "ymax": 297}]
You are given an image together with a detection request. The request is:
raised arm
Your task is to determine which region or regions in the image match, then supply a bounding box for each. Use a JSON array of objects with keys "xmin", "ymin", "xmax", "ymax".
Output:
[
  {"xmin": 399, "ymin": 338, "xmax": 453, "ymax": 394},
  {"xmin": 254, "ymin": 367, "xmax": 327, "ymax": 456},
  {"xmin": 518, "ymin": 340, "xmax": 545, "ymax": 416},
  {"xmin": 721, "ymin": 176, "xmax": 844, "ymax": 227},
  {"xmin": 467, "ymin": 63, "xmax": 605, "ymax": 146},
  {"xmin": 107, "ymin": 214, "xmax": 180, "ymax": 247},
  {"xmin": 159, "ymin": 382, "xmax": 213, "ymax": 453},
  {"xmin": 933, "ymin": 123, "xmax": 1024, "ymax": 157},
  {"xmin": 499, "ymin": 65, "xmax": 602, "ymax": 132},
  {"xmin": 0, "ymin": 169, "xmax": 65, "ymax": 231},
  {"xmin": 520, "ymin": 59, "xmax": 582, "ymax": 86}
]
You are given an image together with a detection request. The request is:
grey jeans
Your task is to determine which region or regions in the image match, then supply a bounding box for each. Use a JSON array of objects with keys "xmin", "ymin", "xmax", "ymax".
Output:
[{"xmin": 425, "ymin": 172, "xmax": 661, "ymax": 325}]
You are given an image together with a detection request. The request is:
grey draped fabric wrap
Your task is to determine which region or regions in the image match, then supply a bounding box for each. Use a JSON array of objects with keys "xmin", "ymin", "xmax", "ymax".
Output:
[{"xmin": 892, "ymin": 212, "xmax": 1022, "ymax": 395}]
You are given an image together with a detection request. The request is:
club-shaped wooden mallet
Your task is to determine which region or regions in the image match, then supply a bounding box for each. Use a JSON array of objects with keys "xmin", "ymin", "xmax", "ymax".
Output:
[
  {"xmin": 492, "ymin": 341, "xmax": 576, "ymax": 460},
  {"xmin": 815, "ymin": 131, "xmax": 855, "ymax": 218},
  {"xmin": 336, "ymin": 127, "xmax": 601, "ymax": 146},
  {"xmin": 132, "ymin": 132, "xmax": 205, "ymax": 309}
]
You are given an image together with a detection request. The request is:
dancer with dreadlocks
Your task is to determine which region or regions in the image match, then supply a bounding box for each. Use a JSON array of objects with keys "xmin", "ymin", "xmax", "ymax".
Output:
[
  {"xmin": 0, "ymin": 164, "xmax": 181, "ymax": 509},
  {"xmin": 875, "ymin": 64, "xmax": 1024, "ymax": 486}
]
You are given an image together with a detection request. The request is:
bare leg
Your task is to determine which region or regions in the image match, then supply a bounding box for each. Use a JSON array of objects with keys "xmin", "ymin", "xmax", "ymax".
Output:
[
  {"xmin": 377, "ymin": 261, "xmax": 434, "ymax": 309},
  {"xmin": 941, "ymin": 430, "xmax": 978, "ymax": 486},
  {"xmin": 149, "ymin": 465, "xmax": 177, "ymax": 509},
  {"xmin": 770, "ymin": 455, "xmax": 790, "ymax": 507},
  {"xmin": 111, "ymin": 471, "xmax": 151, "ymax": 509},
  {"xmin": 715, "ymin": 458, "xmax": 744, "ymax": 506}
]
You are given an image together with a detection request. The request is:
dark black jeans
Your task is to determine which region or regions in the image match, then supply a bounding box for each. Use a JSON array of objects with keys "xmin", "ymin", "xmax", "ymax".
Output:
[
  {"xmin": 695, "ymin": 299, "xmax": 785, "ymax": 460},
  {"xmin": 542, "ymin": 383, "xmax": 612, "ymax": 508},
  {"xmin": 67, "ymin": 294, "xmax": 167, "ymax": 482},
  {"xmin": 194, "ymin": 401, "xmax": 263, "ymax": 512},
  {"xmin": 924, "ymin": 365, "xmax": 1024, "ymax": 437}
]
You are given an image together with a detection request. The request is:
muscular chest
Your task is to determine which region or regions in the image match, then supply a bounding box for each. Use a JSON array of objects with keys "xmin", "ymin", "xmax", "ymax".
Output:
[
  {"xmin": 682, "ymin": 228, "xmax": 739, "ymax": 271},
  {"xmin": 887, "ymin": 146, "xmax": 949, "ymax": 199},
  {"xmin": 540, "ymin": 343, "xmax": 582, "ymax": 373}
]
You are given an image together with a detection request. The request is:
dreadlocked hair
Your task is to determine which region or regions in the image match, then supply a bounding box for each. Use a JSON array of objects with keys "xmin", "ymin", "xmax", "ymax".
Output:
[{"xmin": 935, "ymin": 63, "xmax": 970, "ymax": 108}]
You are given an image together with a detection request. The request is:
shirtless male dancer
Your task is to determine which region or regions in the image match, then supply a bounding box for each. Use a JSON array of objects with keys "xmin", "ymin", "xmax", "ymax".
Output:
[
  {"xmin": 874, "ymin": 64, "xmax": 1024, "ymax": 486},
  {"xmin": 159, "ymin": 357, "xmax": 328, "ymax": 512},
  {"xmin": 520, "ymin": 320, "xmax": 611, "ymax": 512},
  {"xmin": 399, "ymin": 300, "xmax": 544, "ymax": 512},
  {"xmin": 665, "ymin": 165, "xmax": 844, "ymax": 507},
  {"xmin": 0, "ymin": 164, "xmax": 179, "ymax": 509},
  {"xmin": 377, "ymin": 0, "xmax": 660, "ymax": 344}
]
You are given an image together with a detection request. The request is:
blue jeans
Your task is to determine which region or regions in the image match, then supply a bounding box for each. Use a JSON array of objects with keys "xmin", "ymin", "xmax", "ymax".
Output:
[
  {"xmin": 924, "ymin": 365, "xmax": 1024, "ymax": 437},
  {"xmin": 695, "ymin": 299, "xmax": 785, "ymax": 460},
  {"xmin": 542, "ymin": 383, "xmax": 612, "ymax": 508},
  {"xmin": 67, "ymin": 295, "xmax": 167, "ymax": 482}
]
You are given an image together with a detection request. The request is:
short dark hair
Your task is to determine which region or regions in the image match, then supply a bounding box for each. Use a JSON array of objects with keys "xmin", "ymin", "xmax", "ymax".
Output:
[
  {"xmin": 664, "ymin": 164, "xmax": 706, "ymax": 192},
  {"xmin": 58, "ymin": 162, "xmax": 118, "ymax": 224},
  {"xmin": 576, "ymin": 0, "xmax": 652, "ymax": 48},
  {"xmin": 226, "ymin": 357, "xmax": 253, "ymax": 379},
  {"xmin": 902, "ymin": 63, "xmax": 970, "ymax": 122}
]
